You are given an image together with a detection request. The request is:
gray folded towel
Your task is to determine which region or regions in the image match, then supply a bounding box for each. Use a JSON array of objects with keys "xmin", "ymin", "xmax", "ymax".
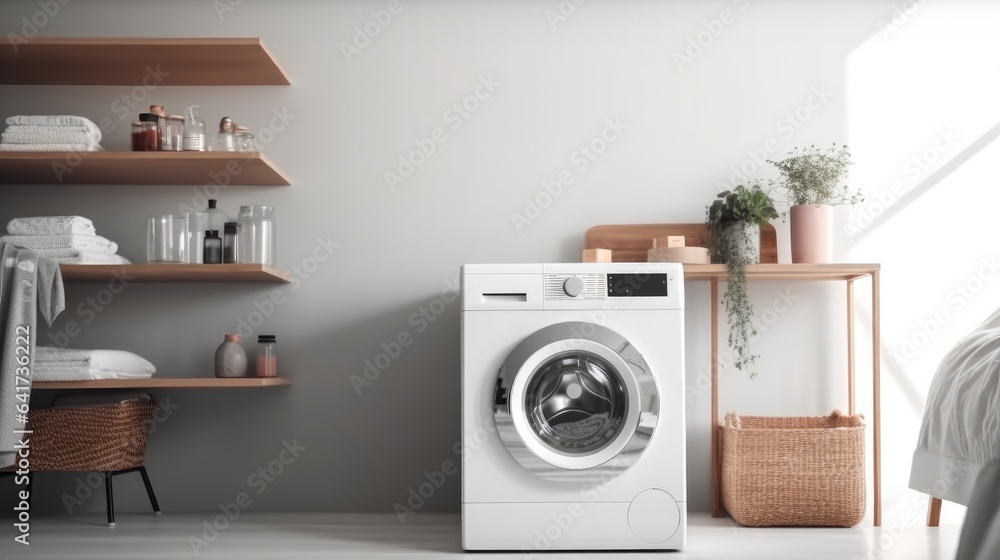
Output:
[
  {"xmin": 6, "ymin": 216, "xmax": 97, "ymax": 236},
  {"xmin": 0, "ymin": 143, "xmax": 102, "ymax": 152},
  {"xmin": 0, "ymin": 234, "xmax": 118, "ymax": 254},
  {"xmin": 5, "ymin": 115, "xmax": 101, "ymax": 136},
  {"xmin": 2, "ymin": 124, "xmax": 102, "ymax": 145}
]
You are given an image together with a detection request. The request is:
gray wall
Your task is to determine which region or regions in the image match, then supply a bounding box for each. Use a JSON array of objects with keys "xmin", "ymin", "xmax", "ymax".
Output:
[{"xmin": 2, "ymin": 0, "xmax": 994, "ymax": 527}]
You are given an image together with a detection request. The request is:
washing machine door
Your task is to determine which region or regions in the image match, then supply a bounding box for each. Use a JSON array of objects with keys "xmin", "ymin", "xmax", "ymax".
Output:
[{"xmin": 494, "ymin": 321, "xmax": 658, "ymax": 480}]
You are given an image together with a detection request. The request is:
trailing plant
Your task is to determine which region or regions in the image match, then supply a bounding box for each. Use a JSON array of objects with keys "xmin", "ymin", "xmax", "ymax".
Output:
[
  {"xmin": 705, "ymin": 182, "xmax": 779, "ymax": 378},
  {"xmin": 767, "ymin": 143, "xmax": 862, "ymax": 206}
]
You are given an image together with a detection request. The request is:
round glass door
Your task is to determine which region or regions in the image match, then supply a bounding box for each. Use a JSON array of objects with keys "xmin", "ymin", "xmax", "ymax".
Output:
[
  {"xmin": 494, "ymin": 322, "xmax": 658, "ymax": 480},
  {"xmin": 525, "ymin": 352, "xmax": 627, "ymax": 454}
]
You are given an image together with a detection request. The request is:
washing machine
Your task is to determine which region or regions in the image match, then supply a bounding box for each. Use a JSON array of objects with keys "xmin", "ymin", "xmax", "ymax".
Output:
[{"xmin": 461, "ymin": 263, "xmax": 686, "ymax": 551}]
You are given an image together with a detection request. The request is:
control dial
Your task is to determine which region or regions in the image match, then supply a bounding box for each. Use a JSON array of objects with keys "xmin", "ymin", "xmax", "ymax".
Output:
[{"xmin": 563, "ymin": 276, "xmax": 585, "ymax": 297}]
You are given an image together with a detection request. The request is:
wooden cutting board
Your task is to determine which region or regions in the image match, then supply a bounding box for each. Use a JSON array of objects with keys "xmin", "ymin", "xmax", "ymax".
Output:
[{"xmin": 584, "ymin": 223, "xmax": 778, "ymax": 263}]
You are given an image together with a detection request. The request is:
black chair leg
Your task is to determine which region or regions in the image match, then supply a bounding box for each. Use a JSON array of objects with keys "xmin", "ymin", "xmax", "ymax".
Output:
[
  {"xmin": 104, "ymin": 472, "xmax": 115, "ymax": 528},
  {"xmin": 139, "ymin": 467, "xmax": 161, "ymax": 514}
]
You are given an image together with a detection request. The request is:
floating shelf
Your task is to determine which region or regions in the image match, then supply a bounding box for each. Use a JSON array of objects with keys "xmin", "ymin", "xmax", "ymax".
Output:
[
  {"xmin": 0, "ymin": 37, "xmax": 290, "ymax": 85},
  {"xmin": 32, "ymin": 377, "xmax": 292, "ymax": 389},
  {"xmin": 683, "ymin": 263, "xmax": 879, "ymax": 282},
  {"xmin": 60, "ymin": 263, "xmax": 291, "ymax": 283},
  {"xmin": 0, "ymin": 152, "xmax": 290, "ymax": 186}
]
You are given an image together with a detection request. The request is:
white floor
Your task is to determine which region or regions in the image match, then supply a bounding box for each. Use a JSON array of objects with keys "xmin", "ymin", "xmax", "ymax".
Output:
[{"xmin": 5, "ymin": 513, "xmax": 961, "ymax": 559}]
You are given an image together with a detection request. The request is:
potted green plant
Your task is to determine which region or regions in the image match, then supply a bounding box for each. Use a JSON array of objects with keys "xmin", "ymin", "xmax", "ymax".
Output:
[
  {"xmin": 768, "ymin": 143, "xmax": 862, "ymax": 263},
  {"xmin": 706, "ymin": 182, "xmax": 779, "ymax": 376}
]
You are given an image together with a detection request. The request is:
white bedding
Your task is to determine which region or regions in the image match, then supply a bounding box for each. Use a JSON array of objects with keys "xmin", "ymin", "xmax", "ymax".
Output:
[{"xmin": 909, "ymin": 308, "xmax": 1000, "ymax": 505}]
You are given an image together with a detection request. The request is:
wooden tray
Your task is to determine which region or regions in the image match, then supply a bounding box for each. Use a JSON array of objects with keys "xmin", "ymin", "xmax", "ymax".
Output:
[{"xmin": 585, "ymin": 223, "xmax": 778, "ymax": 263}]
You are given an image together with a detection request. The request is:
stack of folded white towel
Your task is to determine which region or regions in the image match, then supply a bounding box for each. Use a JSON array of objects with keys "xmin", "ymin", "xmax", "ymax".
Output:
[
  {"xmin": 0, "ymin": 115, "xmax": 103, "ymax": 152},
  {"xmin": 32, "ymin": 347, "xmax": 156, "ymax": 381},
  {"xmin": 2, "ymin": 216, "xmax": 130, "ymax": 265}
]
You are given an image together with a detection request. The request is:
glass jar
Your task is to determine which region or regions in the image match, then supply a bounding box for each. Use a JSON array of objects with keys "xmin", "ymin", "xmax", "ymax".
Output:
[
  {"xmin": 234, "ymin": 126, "xmax": 255, "ymax": 152},
  {"xmin": 186, "ymin": 211, "xmax": 209, "ymax": 264},
  {"xmin": 146, "ymin": 215, "xmax": 188, "ymax": 263},
  {"xmin": 182, "ymin": 105, "xmax": 206, "ymax": 151},
  {"xmin": 256, "ymin": 335, "xmax": 277, "ymax": 378},
  {"xmin": 164, "ymin": 115, "xmax": 184, "ymax": 151},
  {"xmin": 237, "ymin": 205, "xmax": 276, "ymax": 266},
  {"xmin": 131, "ymin": 121, "xmax": 158, "ymax": 151}
]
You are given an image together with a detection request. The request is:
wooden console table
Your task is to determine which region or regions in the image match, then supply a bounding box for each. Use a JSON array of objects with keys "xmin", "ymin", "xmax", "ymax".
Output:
[
  {"xmin": 687, "ymin": 263, "xmax": 882, "ymax": 527},
  {"xmin": 585, "ymin": 225, "xmax": 882, "ymax": 526}
]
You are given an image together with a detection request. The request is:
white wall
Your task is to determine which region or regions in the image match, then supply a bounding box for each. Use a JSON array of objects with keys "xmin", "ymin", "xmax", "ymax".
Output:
[{"xmin": 2, "ymin": 0, "xmax": 991, "ymax": 530}]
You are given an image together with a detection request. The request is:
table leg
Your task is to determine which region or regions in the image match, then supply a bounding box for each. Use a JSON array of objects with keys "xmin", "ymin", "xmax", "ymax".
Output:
[
  {"xmin": 711, "ymin": 277, "xmax": 722, "ymax": 517},
  {"xmin": 926, "ymin": 496, "xmax": 941, "ymax": 527},
  {"xmin": 847, "ymin": 280, "xmax": 856, "ymax": 415},
  {"xmin": 872, "ymin": 270, "xmax": 882, "ymax": 526}
]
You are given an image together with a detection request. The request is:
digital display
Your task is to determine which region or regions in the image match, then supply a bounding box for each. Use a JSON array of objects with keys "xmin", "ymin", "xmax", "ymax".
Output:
[{"xmin": 607, "ymin": 274, "xmax": 668, "ymax": 297}]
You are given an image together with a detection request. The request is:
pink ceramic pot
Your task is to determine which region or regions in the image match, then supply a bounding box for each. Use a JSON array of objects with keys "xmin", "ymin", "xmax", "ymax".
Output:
[{"xmin": 790, "ymin": 204, "xmax": 832, "ymax": 263}]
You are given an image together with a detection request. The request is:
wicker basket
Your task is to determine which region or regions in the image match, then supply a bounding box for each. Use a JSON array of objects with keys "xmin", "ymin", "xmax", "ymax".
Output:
[
  {"xmin": 720, "ymin": 410, "xmax": 865, "ymax": 527},
  {"xmin": 13, "ymin": 400, "xmax": 157, "ymax": 472}
]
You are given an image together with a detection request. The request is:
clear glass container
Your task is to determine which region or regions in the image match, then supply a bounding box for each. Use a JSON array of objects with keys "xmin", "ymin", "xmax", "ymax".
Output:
[
  {"xmin": 186, "ymin": 211, "xmax": 209, "ymax": 264},
  {"xmin": 146, "ymin": 215, "xmax": 188, "ymax": 263},
  {"xmin": 182, "ymin": 105, "xmax": 206, "ymax": 151},
  {"xmin": 215, "ymin": 116, "xmax": 235, "ymax": 151},
  {"xmin": 237, "ymin": 205, "xmax": 276, "ymax": 266},
  {"xmin": 256, "ymin": 335, "xmax": 277, "ymax": 378},
  {"xmin": 234, "ymin": 126, "xmax": 255, "ymax": 152},
  {"xmin": 164, "ymin": 115, "xmax": 184, "ymax": 151}
]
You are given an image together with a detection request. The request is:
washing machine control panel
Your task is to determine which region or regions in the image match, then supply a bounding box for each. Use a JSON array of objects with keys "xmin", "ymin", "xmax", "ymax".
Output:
[{"xmin": 607, "ymin": 273, "xmax": 668, "ymax": 297}]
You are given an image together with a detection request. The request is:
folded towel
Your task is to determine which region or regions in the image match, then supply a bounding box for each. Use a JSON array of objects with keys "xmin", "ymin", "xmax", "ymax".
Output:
[
  {"xmin": 6, "ymin": 216, "xmax": 96, "ymax": 236},
  {"xmin": 34, "ymin": 347, "xmax": 157, "ymax": 374},
  {"xmin": 0, "ymin": 143, "xmax": 102, "ymax": 152},
  {"xmin": 5, "ymin": 115, "xmax": 101, "ymax": 137},
  {"xmin": 0, "ymin": 234, "xmax": 118, "ymax": 254},
  {"xmin": 2, "ymin": 125, "xmax": 102, "ymax": 145},
  {"xmin": 36, "ymin": 250, "xmax": 131, "ymax": 265},
  {"xmin": 32, "ymin": 366, "xmax": 154, "ymax": 382}
]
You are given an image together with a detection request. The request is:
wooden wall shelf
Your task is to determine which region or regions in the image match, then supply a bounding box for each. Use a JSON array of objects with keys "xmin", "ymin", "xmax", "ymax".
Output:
[
  {"xmin": 60, "ymin": 264, "xmax": 291, "ymax": 283},
  {"xmin": 0, "ymin": 152, "xmax": 290, "ymax": 186},
  {"xmin": 33, "ymin": 377, "xmax": 292, "ymax": 389},
  {"xmin": 0, "ymin": 38, "xmax": 290, "ymax": 85}
]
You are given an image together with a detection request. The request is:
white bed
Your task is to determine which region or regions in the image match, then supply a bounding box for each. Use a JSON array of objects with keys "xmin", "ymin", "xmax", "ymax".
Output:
[{"xmin": 909, "ymin": 307, "xmax": 1000, "ymax": 506}]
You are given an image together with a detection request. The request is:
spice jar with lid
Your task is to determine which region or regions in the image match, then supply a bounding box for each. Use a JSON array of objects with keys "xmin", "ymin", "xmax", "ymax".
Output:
[
  {"xmin": 256, "ymin": 335, "xmax": 277, "ymax": 378},
  {"xmin": 234, "ymin": 125, "xmax": 255, "ymax": 152},
  {"xmin": 138, "ymin": 112, "xmax": 161, "ymax": 150},
  {"xmin": 216, "ymin": 116, "xmax": 235, "ymax": 152}
]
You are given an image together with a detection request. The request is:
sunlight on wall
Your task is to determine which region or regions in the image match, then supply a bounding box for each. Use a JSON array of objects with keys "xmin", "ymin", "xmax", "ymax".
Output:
[{"xmin": 846, "ymin": 0, "xmax": 1000, "ymax": 527}]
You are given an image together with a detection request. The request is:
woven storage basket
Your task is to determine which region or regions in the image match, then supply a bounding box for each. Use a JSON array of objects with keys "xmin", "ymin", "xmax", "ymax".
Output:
[
  {"xmin": 15, "ymin": 400, "xmax": 157, "ymax": 472},
  {"xmin": 721, "ymin": 410, "xmax": 865, "ymax": 527}
]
